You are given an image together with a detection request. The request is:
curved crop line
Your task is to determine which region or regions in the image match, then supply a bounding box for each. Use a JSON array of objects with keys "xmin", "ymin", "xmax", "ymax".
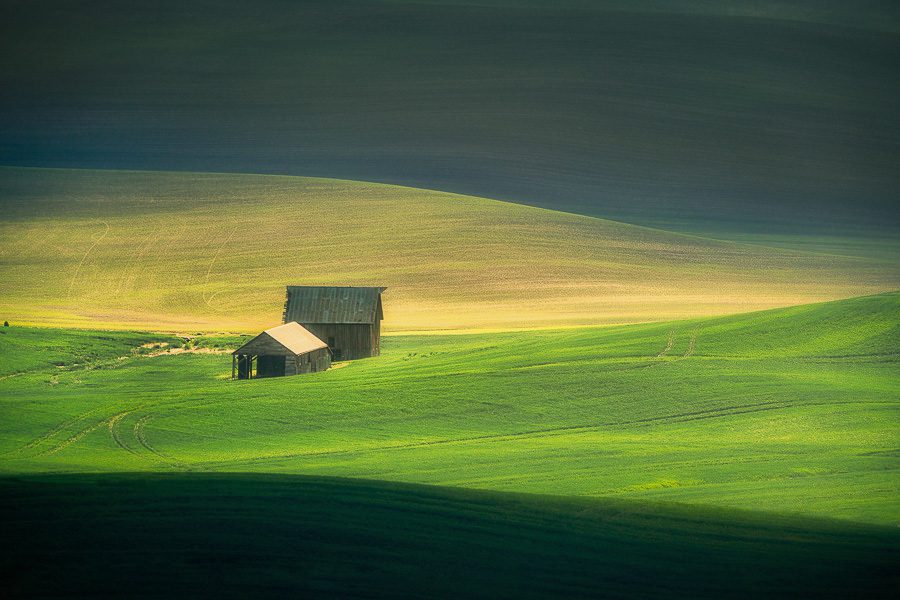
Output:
[
  {"xmin": 39, "ymin": 418, "xmax": 108, "ymax": 456},
  {"xmin": 11, "ymin": 409, "xmax": 103, "ymax": 455},
  {"xmin": 202, "ymin": 226, "xmax": 238, "ymax": 308},
  {"xmin": 114, "ymin": 225, "xmax": 159, "ymax": 297},
  {"xmin": 67, "ymin": 220, "xmax": 110, "ymax": 299},
  {"xmin": 108, "ymin": 411, "xmax": 140, "ymax": 455},
  {"xmin": 145, "ymin": 223, "xmax": 184, "ymax": 293},
  {"xmin": 657, "ymin": 329, "xmax": 675, "ymax": 358},
  {"xmin": 133, "ymin": 415, "xmax": 185, "ymax": 468},
  {"xmin": 204, "ymin": 289, "xmax": 227, "ymax": 309},
  {"xmin": 133, "ymin": 415, "xmax": 163, "ymax": 457},
  {"xmin": 203, "ymin": 400, "xmax": 788, "ymax": 467},
  {"xmin": 684, "ymin": 329, "xmax": 698, "ymax": 358}
]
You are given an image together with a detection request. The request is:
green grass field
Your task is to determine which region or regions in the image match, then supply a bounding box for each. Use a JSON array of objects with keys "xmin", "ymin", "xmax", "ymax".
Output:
[
  {"xmin": 3, "ymin": 1, "xmax": 898, "ymax": 595},
  {"xmin": 2, "ymin": 293, "xmax": 897, "ymax": 525},
  {"xmin": 2, "ymin": 167, "xmax": 897, "ymax": 332},
  {"xmin": 1, "ymin": 168, "xmax": 897, "ymax": 596},
  {"xmin": 1, "ymin": 292, "xmax": 897, "ymax": 596}
]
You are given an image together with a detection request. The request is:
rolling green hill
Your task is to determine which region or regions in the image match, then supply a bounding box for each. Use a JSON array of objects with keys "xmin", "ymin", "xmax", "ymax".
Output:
[
  {"xmin": 3, "ymin": 2, "xmax": 898, "ymax": 595},
  {"xmin": 2, "ymin": 1, "xmax": 898, "ymax": 237},
  {"xmin": 1, "ymin": 167, "xmax": 897, "ymax": 332},
  {"xmin": 2, "ymin": 293, "xmax": 897, "ymax": 525},
  {"xmin": 3, "ymin": 474, "xmax": 897, "ymax": 599}
]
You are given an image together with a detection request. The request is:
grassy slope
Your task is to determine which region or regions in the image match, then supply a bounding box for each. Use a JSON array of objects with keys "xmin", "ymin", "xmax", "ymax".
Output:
[
  {"xmin": 1, "ymin": 167, "xmax": 897, "ymax": 332},
  {"xmin": 0, "ymin": 327, "xmax": 183, "ymax": 377},
  {"xmin": 3, "ymin": 473, "xmax": 897, "ymax": 599},
  {"xmin": 1, "ymin": 293, "xmax": 897, "ymax": 524},
  {"xmin": 2, "ymin": 1, "xmax": 898, "ymax": 238}
]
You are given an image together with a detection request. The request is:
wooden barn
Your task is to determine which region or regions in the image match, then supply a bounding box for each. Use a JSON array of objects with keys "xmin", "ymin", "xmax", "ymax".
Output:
[
  {"xmin": 282, "ymin": 286, "xmax": 385, "ymax": 361},
  {"xmin": 232, "ymin": 322, "xmax": 331, "ymax": 379}
]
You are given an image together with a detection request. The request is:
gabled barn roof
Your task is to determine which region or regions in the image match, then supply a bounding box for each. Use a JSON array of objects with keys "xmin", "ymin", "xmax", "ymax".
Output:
[
  {"xmin": 234, "ymin": 322, "xmax": 328, "ymax": 356},
  {"xmin": 283, "ymin": 286, "xmax": 385, "ymax": 324}
]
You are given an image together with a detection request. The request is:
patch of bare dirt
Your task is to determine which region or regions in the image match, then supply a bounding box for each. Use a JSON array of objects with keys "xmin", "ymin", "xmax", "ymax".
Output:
[{"xmin": 143, "ymin": 347, "xmax": 231, "ymax": 358}]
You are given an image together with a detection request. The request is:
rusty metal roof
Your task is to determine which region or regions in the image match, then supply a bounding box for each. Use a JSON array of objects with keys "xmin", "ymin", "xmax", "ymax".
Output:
[
  {"xmin": 234, "ymin": 321, "xmax": 328, "ymax": 356},
  {"xmin": 283, "ymin": 286, "xmax": 385, "ymax": 324}
]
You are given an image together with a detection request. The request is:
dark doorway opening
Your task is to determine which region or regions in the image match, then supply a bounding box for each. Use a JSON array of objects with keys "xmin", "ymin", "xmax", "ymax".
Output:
[
  {"xmin": 237, "ymin": 355, "xmax": 251, "ymax": 379},
  {"xmin": 257, "ymin": 355, "xmax": 286, "ymax": 378},
  {"xmin": 327, "ymin": 337, "xmax": 342, "ymax": 361}
]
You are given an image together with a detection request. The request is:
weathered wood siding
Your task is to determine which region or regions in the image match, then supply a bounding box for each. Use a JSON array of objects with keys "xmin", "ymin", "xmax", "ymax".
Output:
[
  {"xmin": 301, "ymin": 323, "xmax": 377, "ymax": 360},
  {"xmin": 233, "ymin": 332, "xmax": 331, "ymax": 379},
  {"xmin": 282, "ymin": 348, "xmax": 331, "ymax": 376},
  {"xmin": 285, "ymin": 356, "xmax": 299, "ymax": 376},
  {"xmin": 282, "ymin": 286, "xmax": 384, "ymax": 360},
  {"xmin": 234, "ymin": 332, "xmax": 290, "ymax": 356}
]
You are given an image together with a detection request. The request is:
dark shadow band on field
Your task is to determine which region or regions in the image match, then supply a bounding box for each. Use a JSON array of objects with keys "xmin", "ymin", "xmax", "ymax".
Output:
[{"xmin": 1, "ymin": 473, "xmax": 897, "ymax": 599}]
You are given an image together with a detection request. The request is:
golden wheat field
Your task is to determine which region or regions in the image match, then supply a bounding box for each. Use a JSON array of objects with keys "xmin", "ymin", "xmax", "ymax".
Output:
[{"xmin": 1, "ymin": 167, "xmax": 897, "ymax": 332}]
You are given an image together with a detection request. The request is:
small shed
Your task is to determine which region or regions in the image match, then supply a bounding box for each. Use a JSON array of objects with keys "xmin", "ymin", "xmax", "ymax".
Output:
[
  {"xmin": 232, "ymin": 322, "xmax": 331, "ymax": 379},
  {"xmin": 282, "ymin": 286, "xmax": 385, "ymax": 360}
]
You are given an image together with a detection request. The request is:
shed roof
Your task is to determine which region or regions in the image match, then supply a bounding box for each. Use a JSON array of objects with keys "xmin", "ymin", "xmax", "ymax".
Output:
[
  {"xmin": 234, "ymin": 322, "xmax": 328, "ymax": 356},
  {"xmin": 283, "ymin": 286, "xmax": 385, "ymax": 324}
]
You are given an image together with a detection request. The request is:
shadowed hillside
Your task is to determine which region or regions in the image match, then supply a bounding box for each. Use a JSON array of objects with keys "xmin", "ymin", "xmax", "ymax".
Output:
[
  {"xmin": 0, "ymin": 168, "xmax": 897, "ymax": 331},
  {"xmin": 1, "ymin": 0, "xmax": 898, "ymax": 236},
  {"xmin": 2, "ymin": 474, "xmax": 898, "ymax": 599}
]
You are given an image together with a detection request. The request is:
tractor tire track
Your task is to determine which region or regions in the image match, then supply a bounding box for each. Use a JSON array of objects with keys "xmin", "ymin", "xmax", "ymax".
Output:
[
  {"xmin": 145, "ymin": 223, "xmax": 185, "ymax": 293},
  {"xmin": 656, "ymin": 330, "xmax": 675, "ymax": 358},
  {"xmin": 133, "ymin": 415, "xmax": 184, "ymax": 467},
  {"xmin": 133, "ymin": 415, "xmax": 163, "ymax": 458},
  {"xmin": 114, "ymin": 226, "xmax": 160, "ymax": 297},
  {"xmin": 39, "ymin": 418, "xmax": 109, "ymax": 456},
  {"xmin": 67, "ymin": 220, "xmax": 110, "ymax": 299},
  {"xmin": 202, "ymin": 226, "xmax": 238, "ymax": 308},
  {"xmin": 205, "ymin": 401, "xmax": 788, "ymax": 467},
  {"xmin": 684, "ymin": 329, "xmax": 698, "ymax": 358},
  {"xmin": 12, "ymin": 409, "xmax": 103, "ymax": 455},
  {"xmin": 108, "ymin": 411, "xmax": 140, "ymax": 455}
]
